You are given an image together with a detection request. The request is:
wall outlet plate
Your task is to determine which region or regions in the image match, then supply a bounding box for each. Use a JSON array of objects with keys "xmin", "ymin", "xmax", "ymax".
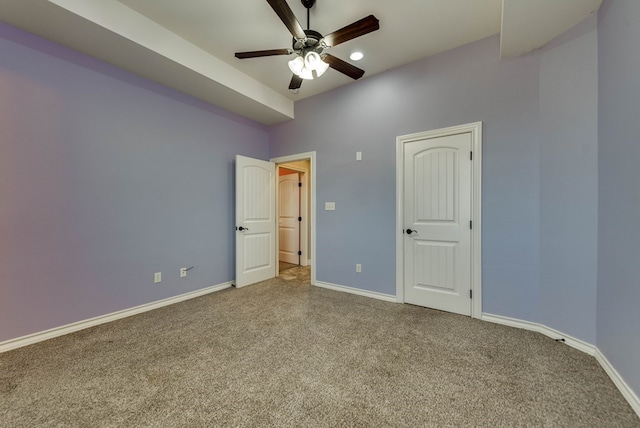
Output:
[
  {"xmin": 325, "ymin": 202, "xmax": 335, "ymax": 211},
  {"xmin": 154, "ymin": 272, "xmax": 162, "ymax": 283},
  {"xmin": 180, "ymin": 267, "xmax": 187, "ymax": 278}
]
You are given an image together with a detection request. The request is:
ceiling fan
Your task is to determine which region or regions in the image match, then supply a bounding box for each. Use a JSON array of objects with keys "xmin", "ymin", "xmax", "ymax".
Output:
[{"xmin": 235, "ymin": 0, "xmax": 380, "ymax": 92}]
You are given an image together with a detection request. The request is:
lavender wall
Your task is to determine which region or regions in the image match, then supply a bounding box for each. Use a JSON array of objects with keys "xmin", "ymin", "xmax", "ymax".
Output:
[
  {"xmin": 270, "ymin": 24, "xmax": 601, "ymax": 337},
  {"xmin": 270, "ymin": 35, "xmax": 543, "ymax": 322},
  {"xmin": 1, "ymin": 3, "xmax": 635, "ymax": 399},
  {"xmin": 539, "ymin": 16, "xmax": 598, "ymax": 343},
  {"xmin": 0, "ymin": 23, "xmax": 269, "ymax": 342},
  {"xmin": 597, "ymin": 0, "xmax": 640, "ymax": 397}
]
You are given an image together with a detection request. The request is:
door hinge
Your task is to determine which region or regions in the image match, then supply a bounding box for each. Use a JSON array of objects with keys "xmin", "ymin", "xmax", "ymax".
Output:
[
  {"xmin": 469, "ymin": 220, "xmax": 472, "ymax": 230},
  {"xmin": 298, "ymin": 182, "xmax": 302, "ymax": 187},
  {"xmin": 298, "ymin": 251, "xmax": 302, "ymax": 256},
  {"xmin": 298, "ymin": 216, "xmax": 302, "ymax": 222},
  {"xmin": 470, "ymin": 151, "xmax": 473, "ymax": 160},
  {"xmin": 470, "ymin": 289, "xmax": 473, "ymax": 299}
]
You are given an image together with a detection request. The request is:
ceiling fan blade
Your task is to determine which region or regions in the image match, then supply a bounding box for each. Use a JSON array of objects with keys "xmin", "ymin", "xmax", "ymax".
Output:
[
  {"xmin": 289, "ymin": 74, "xmax": 303, "ymax": 91},
  {"xmin": 322, "ymin": 54, "xmax": 365, "ymax": 80},
  {"xmin": 266, "ymin": 0, "xmax": 306, "ymax": 40},
  {"xmin": 235, "ymin": 49, "xmax": 292, "ymax": 59},
  {"xmin": 323, "ymin": 15, "xmax": 380, "ymax": 47}
]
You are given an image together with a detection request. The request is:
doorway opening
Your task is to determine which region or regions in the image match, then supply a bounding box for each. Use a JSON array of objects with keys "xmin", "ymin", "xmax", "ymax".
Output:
[{"xmin": 271, "ymin": 152, "xmax": 316, "ymax": 285}]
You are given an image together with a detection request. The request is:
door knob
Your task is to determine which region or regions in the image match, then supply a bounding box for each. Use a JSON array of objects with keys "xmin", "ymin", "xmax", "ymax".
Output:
[
  {"xmin": 405, "ymin": 228, "xmax": 417, "ymax": 235},
  {"xmin": 237, "ymin": 226, "xmax": 250, "ymax": 231}
]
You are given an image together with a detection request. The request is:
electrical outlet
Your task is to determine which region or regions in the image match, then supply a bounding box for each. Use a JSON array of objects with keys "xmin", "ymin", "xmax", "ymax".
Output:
[
  {"xmin": 154, "ymin": 272, "xmax": 162, "ymax": 283},
  {"xmin": 180, "ymin": 267, "xmax": 187, "ymax": 278},
  {"xmin": 325, "ymin": 202, "xmax": 335, "ymax": 211},
  {"xmin": 356, "ymin": 264, "xmax": 362, "ymax": 273}
]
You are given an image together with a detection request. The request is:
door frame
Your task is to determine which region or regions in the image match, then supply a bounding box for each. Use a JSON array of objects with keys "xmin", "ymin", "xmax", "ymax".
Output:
[
  {"xmin": 271, "ymin": 151, "xmax": 316, "ymax": 286},
  {"xmin": 395, "ymin": 122, "xmax": 482, "ymax": 318}
]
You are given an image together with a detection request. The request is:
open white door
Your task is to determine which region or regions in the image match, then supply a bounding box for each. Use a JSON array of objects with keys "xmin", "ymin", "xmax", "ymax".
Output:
[{"xmin": 235, "ymin": 155, "xmax": 276, "ymax": 288}]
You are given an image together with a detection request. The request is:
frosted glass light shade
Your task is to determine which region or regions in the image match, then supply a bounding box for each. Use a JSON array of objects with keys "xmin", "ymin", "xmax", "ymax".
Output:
[
  {"xmin": 289, "ymin": 52, "xmax": 327, "ymax": 80},
  {"xmin": 304, "ymin": 51, "xmax": 322, "ymax": 70},
  {"xmin": 314, "ymin": 59, "xmax": 329, "ymax": 77},
  {"xmin": 288, "ymin": 56, "xmax": 304, "ymax": 75},
  {"xmin": 299, "ymin": 66, "xmax": 314, "ymax": 80}
]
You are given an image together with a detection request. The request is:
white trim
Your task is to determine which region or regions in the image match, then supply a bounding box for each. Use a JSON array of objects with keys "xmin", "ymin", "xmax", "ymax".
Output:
[
  {"xmin": 595, "ymin": 349, "xmax": 640, "ymax": 416},
  {"xmin": 481, "ymin": 313, "xmax": 595, "ymax": 355},
  {"xmin": 0, "ymin": 281, "xmax": 233, "ymax": 354},
  {"xmin": 270, "ymin": 151, "xmax": 317, "ymax": 286},
  {"xmin": 299, "ymin": 171, "xmax": 309, "ymax": 267},
  {"xmin": 482, "ymin": 312, "xmax": 640, "ymax": 418},
  {"xmin": 314, "ymin": 281, "xmax": 396, "ymax": 303},
  {"xmin": 470, "ymin": 123, "xmax": 482, "ymax": 318},
  {"xmin": 396, "ymin": 122, "xmax": 483, "ymax": 318}
]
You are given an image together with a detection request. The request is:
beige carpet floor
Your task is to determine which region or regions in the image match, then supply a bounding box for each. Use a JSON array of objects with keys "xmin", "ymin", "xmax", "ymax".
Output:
[{"xmin": 1, "ymin": 267, "xmax": 638, "ymax": 427}]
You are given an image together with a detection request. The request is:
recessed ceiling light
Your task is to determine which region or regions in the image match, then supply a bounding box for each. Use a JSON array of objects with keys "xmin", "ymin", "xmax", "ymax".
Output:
[{"xmin": 350, "ymin": 52, "xmax": 364, "ymax": 61}]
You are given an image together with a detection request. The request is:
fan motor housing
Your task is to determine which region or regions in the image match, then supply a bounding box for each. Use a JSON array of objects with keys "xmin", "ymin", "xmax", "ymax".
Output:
[
  {"xmin": 293, "ymin": 29, "xmax": 324, "ymax": 54},
  {"xmin": 301, "ymin": 0, "xmax": 316, "ymax": 9}
]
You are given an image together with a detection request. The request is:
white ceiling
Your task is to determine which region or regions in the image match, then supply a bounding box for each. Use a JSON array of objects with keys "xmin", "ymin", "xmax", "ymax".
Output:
[
  {"xmin": 0, "ymin": 0, "xmax": 601, "ymax": 125},
  {"xmin": 119, "ymin": 0, "xmax": 503, "ymax": 100},
  {"xmin": 501, "ymin": 0, "xmax": 602, "ymax": 57}
]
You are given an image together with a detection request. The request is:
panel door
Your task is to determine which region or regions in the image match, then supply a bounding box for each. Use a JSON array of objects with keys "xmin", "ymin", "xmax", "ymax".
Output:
[
  {"xmin": 278, "ymin": 173, "xmax": 300, "ymax": 265},
  {"xmin": 403, "ymin": 132, "xmax": 472, "ymax": 315},
  {"xmin": 235, "ymin": 155, "xmax": 276, "ymax": 288}
]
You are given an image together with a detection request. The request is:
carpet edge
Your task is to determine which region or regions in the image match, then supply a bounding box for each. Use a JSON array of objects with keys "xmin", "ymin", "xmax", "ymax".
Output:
[
  {"xmin": 0, "ymin": 281, "xmax": 234, "ymax": 354},
  {"xmin": 596, "ymin": 348, "xmax": 640, "ymax": 417},
  {"xmin": 314, "ymin": 281, "xmax": 397, "ymax": 303},
  {"xmin": 482, "ymin": 312, "xmax": 640, "ymax": 418}
]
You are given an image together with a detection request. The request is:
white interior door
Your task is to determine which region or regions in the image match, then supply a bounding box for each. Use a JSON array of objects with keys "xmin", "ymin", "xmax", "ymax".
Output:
[
  {"xmin": 278, "ymin": 173, "xmax": 300, "ymax": 265},
  {"xmin": 235, "ymin": 155, "xmax": 276, "ymax": 288},
  {"xmin": 403, "ymin": 132, "xmax": 472, "ymax": 316}
]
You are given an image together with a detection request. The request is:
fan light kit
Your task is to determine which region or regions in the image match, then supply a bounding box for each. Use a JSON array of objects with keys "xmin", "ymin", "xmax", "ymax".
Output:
[
  {"xmin": 235, "ymin": 0, "xmax": 379, "ymax": 92},
  {"xmin": 350, "ymin": 52, "xmax": 364, "ymax": 61},
  {"xmin": 288, "ymin": 51, "xmax": 329, "ymax": 80}
]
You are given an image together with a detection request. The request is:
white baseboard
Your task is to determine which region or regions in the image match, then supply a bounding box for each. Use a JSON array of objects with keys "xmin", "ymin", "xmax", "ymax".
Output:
[
  {"xmin": 0, "ymin": 281, "xmax": 233, "ymax": 354},
  {"xmin": 482, "ymin": 312, "xmax": 640, "ymax": 417},
  {"xmin": 314, "ymin": 281, "xmax": 396, "ymax": 303},
  {"xmin": 595, "ymin": 349, "xmax": 640, "ymax": 416},
  {"xmin": 481, "ymin": 313, "xmax": 596, "ymax": 355}
]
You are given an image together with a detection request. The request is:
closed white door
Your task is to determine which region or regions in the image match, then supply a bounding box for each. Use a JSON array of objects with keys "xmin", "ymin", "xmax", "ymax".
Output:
[
  {"xmin": 235, "ymin": 155, "xmax": 276, "ymax": 288},
  {"xmin": 403, "ymin": 132, "xmax": 472, "ymax": 315},
  {"xmin": 278, "ymin": 173, "xmax": 300, "ymax": 265}
]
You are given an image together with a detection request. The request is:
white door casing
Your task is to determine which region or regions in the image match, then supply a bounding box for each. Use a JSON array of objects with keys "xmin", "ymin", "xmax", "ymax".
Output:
[
  {"xmin": 271, "ymin": 152, "xmax": 317, "ymax": 286},
  {"xmin": 235, "ymin": 155, "xmax": 276, "ymax": 288},
  {"xmin": 396, "ymin": 123, "xmax": 482, "ymax": 318},
  {"xmin": 278, "ymin": 173, "xmax": 301, "ymax": 264}
]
